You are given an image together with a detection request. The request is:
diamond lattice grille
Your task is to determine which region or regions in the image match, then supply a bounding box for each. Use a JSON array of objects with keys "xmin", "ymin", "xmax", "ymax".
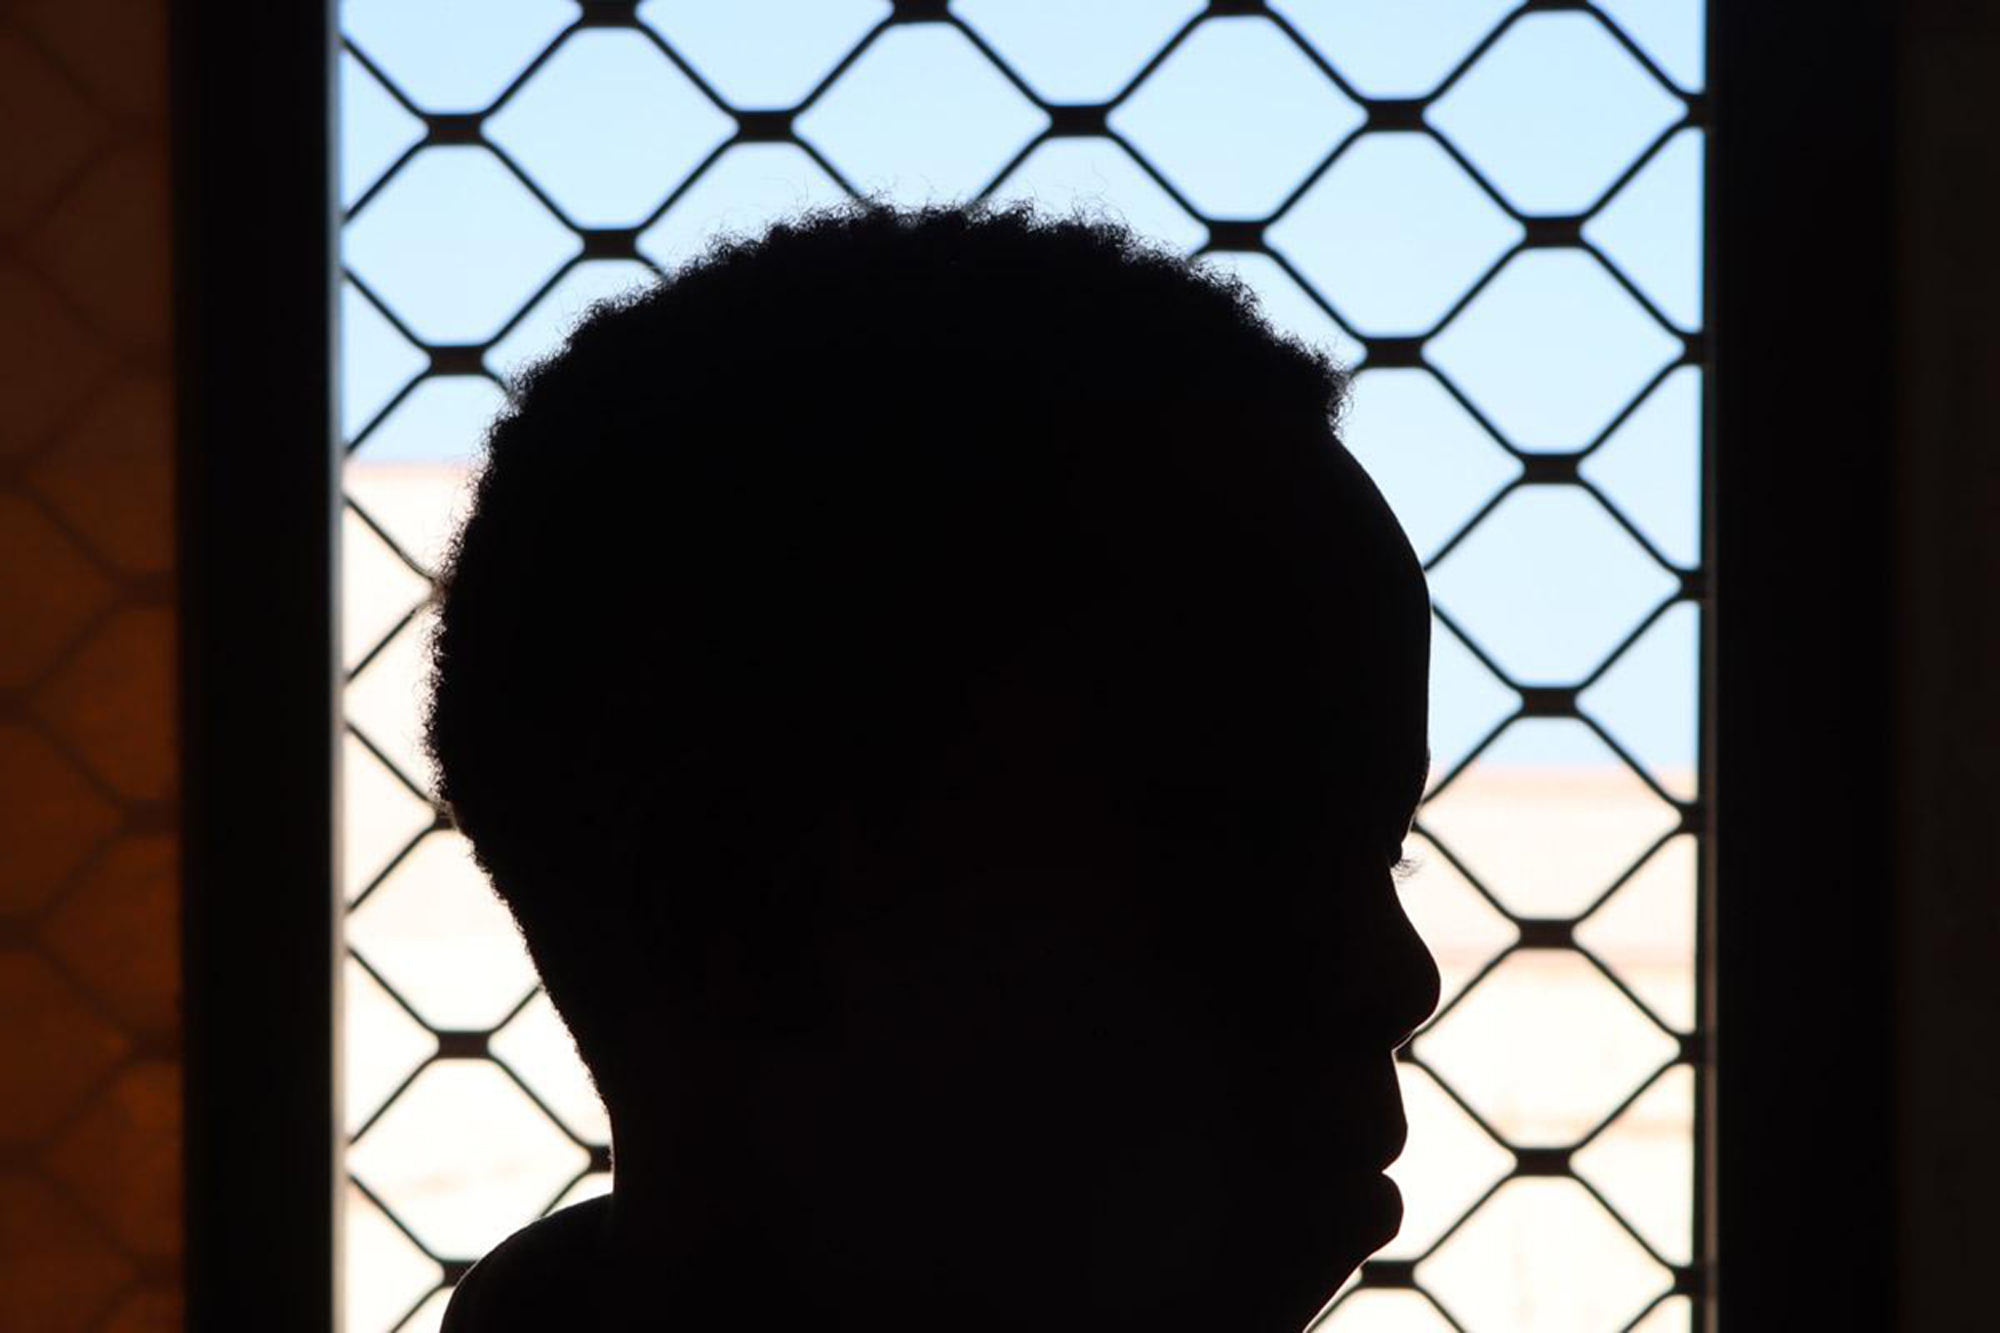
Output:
[{"xmin": 336, "ymin": 4, "xmax": 1710, "ymax": 1329}]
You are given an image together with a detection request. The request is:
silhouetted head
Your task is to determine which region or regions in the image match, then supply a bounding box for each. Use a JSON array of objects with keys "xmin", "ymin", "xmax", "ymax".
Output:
[{"xmin": 427, "ymin": 204, "xmax": 1436, "ymax": 1331}]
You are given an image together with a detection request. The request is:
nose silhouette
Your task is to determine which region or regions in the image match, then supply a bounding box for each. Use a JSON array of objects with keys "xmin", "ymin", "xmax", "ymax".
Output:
[{"xmin": 1380, "ymin": 891, "xmax": 1443, "ymax": 1051}]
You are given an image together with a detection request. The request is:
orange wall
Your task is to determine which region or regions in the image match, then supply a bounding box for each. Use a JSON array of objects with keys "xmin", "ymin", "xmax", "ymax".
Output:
[{"xmin": 0, "ymin": 2, "xmax": 181, "ymax": 1329}]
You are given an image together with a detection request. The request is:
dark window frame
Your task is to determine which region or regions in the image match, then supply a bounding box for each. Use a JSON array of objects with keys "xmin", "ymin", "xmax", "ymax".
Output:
[
  {"xmin": 174, "ymin": 5, "xmax": 1898, "ymax": 1329},
  {"xmin": 1706, "ymin": 2, "xmax": 1898, "ymax": 1328},
  {"xmin": 175, "ymin": 3, "xmax": 342, "ymax": 1329}
]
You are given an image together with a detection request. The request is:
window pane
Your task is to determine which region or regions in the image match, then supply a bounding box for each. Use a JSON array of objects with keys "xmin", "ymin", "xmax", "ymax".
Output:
[{"xmin": 336, "ymin": 6, "xmax": 1708, "ymax": 1328}]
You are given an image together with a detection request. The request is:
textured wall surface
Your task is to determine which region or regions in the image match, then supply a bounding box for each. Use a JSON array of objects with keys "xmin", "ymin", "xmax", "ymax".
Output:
[
  {"xmin": 1896, "ymin": 4, "xmax": 2000, "ymax": 1330},
  {"xmin": 0, "ymin": 1, "xmax": 181, "ymax": 1329}
]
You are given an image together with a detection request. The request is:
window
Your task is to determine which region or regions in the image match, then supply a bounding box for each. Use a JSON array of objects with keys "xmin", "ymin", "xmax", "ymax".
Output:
[{"xmin": 332, "ymin": 4, "xmax": 1710, "ymax": 1328}]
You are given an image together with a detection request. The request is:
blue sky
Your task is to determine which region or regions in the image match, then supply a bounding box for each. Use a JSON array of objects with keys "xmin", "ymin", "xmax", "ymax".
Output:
[{"xmin": 336, "ymin": 0, "xmax": 1705, "ymax": 785}]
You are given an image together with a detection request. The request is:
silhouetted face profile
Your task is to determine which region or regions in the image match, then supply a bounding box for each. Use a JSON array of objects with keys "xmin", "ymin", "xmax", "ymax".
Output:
[{"xmin": 428, "ymin": 206, "xmax": 1438, "ymax": 1332}]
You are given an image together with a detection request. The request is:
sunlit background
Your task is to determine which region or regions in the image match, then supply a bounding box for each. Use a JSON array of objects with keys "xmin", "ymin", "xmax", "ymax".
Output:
[{"xmin": 335, "ymin": 3, "xmax": 1706, "ymax": 1329}]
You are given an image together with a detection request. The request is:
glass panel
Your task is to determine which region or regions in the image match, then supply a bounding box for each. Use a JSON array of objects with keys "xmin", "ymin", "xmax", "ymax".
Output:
[
  {"xmin": 1428, "ymin": 250, "xmax": 1683, "ymax": 453},
  {"xmin": 346, "ymin": 833, "xmax": 540, "ymax": 1031},
  {"xmin": 1418, "ymin": 1178, "xmax": 1673, "ymax": 1332},
  {"xmin": 1586, "ymin": 129, "xmax": 1706, "ymax": 331},
  {"xmin": 486, "ymin": 260, "xmax": 656, "ymax": 383},
  {"xmin": 1429, "ymin": 487, "xmax": 1680, "ymax": 684},
  {"xmin": 1423, "ymin": 719, "xmax": 1681, "ymax": 919},
  {"xmin": 989, "ymin": 138, "xmax": 1205, "ymax": 252},
  {"xmin": 1426, "ymin": 614, "xmax": 1518, "ymax": 786},
  {"xmin": 1415, "ymin": 951, "xmax": 1680, "ymax": 1145},
  {"xmin": 339, "ymin": 282, "xmax": 425, "ymax": 436},
  {"xmin": 1316, "ymin": 1286, "xmax": 1460, "ymax": 1331},
  {"xmin": 1109, "ymin": 17, "xmax": 1362, "ymax": 218},
  {"xmin": 637, "ymin": 144, "xmax": 847, "ymax": 272},
  {"xmin": 1198, "ymin": 250, "xmax": 1364, "ymax": 366},
  {"xmin": 795, "ymin": 24, "xmax": 1047, "ymax": 203},
  {"xmin": 490, "ymin": 994, "xmax": 613, "ymax": 1144},
  {"xmin": 1595, "ymin": 0, "xmax": 1707, "ymax": 93},
  {"xmin": 339, "ymin": 52, "xmax": 423, "ymax": 210},
  {"xmin": 1427, "ymin": 12, "xmax": 1683, "ymax": 216},
  {"xmin": 1575, "ymin": 836, "xmax": 1698, "ymax": 1033},
  {"xmin": 342, "ymin": 1181, "xmax": 441, "ymax": 1333},
  {"xmin": 1580, "ymin": 366, "xmax": 1704, "ymax": 568},
  {"xmin": 485, "ymin": 30, "xmax": 733, "ymax": 227},
  {"xmin": 1396, "ymin": 832, "xmax": 1516, "ymax": 1011},
  {"xmin": 344, "ymin": 147, "xmax": 577, "ymax": 345},
  {"xmin": 953, "ymin": 0, "xmax": 1202, "ymax": 104},
  {"xmin": 1269, "ymin": 132, "xmax": 1521, "ymax": 337},
  {"xmin": 1581, "ymin": 600, "xmax": 1701, "ymax": 799},
  {"xmin": 1380, "ymin": 1063, "xmax": 1512, "ymax": 1260},
  {"xmin": 345, "ymin": 0, "xmax": 572, "ymax": 113},
  {"xmin": 336, "ymin": 4, "xmax": 1708, "ymax": 1326},
  {"xmin": 638, "ymin": 0, "xmax": 890, "ymax": 109},
  {"xmin": 1573, "ymin": 1065, "xmax": 1696, "ymax": 1264},
  {"xmin": 1273, "ymin": 0, "xmax": 1514, "ymax": 99},
  {"xmin": 347, "ymin": 1062, "xmax": 590, "ymax": 1258},
  {"xmin": 1339, "ymin": 369, "xmax": 1518, "ymax": 564}
]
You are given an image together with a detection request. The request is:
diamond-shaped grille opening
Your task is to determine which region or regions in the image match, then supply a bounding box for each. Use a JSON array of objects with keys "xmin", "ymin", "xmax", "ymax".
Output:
[
  {"xmin": 346, "ymin": 147, "xmax": 579, "ymax": 346},
  {"xmin": 1429, "ymin": 249, "xmax": 1685, "ymax": 454},
  {"xmin": 341, "ymin": 505, "xmax": 431, "ymax": 677},
  {"xmin": 797, "ymin": 23, "xmax": 1049, "ymax": 203},
  {"xmin": 990, "ymin": 137, "xmax": 1204, "ymax": 253},
  {"xmin": 1418, "ymin": 1178, "xmax": 1674, "ymax": 1332},
  {"xmin": 1580, "ymin": 599, "xmax": 1700, "ymax": 801},
  {"xmin": 638, "ymin": 0, "xmax": 891, "ymax": 110},
  {"xmin": 343, "ymin": 957, "xmax": 437, "ymax": 1134},
  {"xmin": 1573, "ymin": 1064, "xmax": 1696, "ymax": 1265},
  {"xmin": 340, "ymin": 729, "xmax": 435, "ymax": 907},
  {"xmin": 1199, "ymin": 250, "xmax": 1364, "ymax": 367},
  {"xmin": 1313, "ymin": 1285, "xmax": 1459, "ymax": 1331},
  {"xmin": 1269, "ymin": 131, "xmax": 1521, "ymax": 336},
  {"xmin": 347, "ymin": 833, "xmax": 540, "ymax": 1031},
  {"xmin": 1586, "ymin": 128, "xmax": 1705, "ymax": 331},
  {"xmin": 490, "ymin": 993, "xmax": 612, "ymax": 1144},
  {"xmin": 345, "ymin": 0, "xmax": 574, "ymax": 114},
  {"xmin": 1111, "ymin": 17, "xmax": 1363, "ymax": 219},
  {"xmin": 342, "ymin": 1180, "xmax": 442, "ymax": 1333},
  {"xmin": 1422, "ymin": 719, "xmax": 1682, "ymax": 919},
  {"xmin": 1397, "ymin": 832, "xmax": 1517, "ymax": 1012},
  {"xmin": 339, "ymin": 50, "xmax": 425, "ymax": 210},
  {"xmin": 335, "ymin": 4, "xmax": 1712, "ymax": 1326},
  {"xmin": 1597, "ymin": 0, "xmax": 1706, "ymax": 93},
  {"xmin": 1574, "ymin": 835, "xmax": 1697, "ymax": 1033},
  {"xmin": 1272, "ymin": 0, "xmax": 1515, "ymax": 99},
  {"xmin": 1427, "ymin": 11, "xmax": 1686, "ymax": 218},
  {"xmin": 340, "ymin": 281, "xmax": 428, "ymax": 439},
  {"xmin": 342, "ymin": 612, "xmax": 441, "ymax": 793},
  {"xmin": 1415, "ymin": 950, "xmax": 1681, "ymax": 1146},
  {"xmin": 1629, "ymin": 1293, "xmax": 1697, "ymax": 1333},
  {"xmin": 486, "ymin": 30, "xmax": 735, "ymax": 228},
  {"xmin": 954, "ymin": 0, "xmax": 1203, "ymax": 104},
  {"xmin": 1429, "ymin": 485, "xmax": 1681, "ymax": 685},
  {"xmin": 1341, "ymin": 369, "xmax": 1519, "ymax": 564},
  {"xmin": 349, "ymin": 1061, "xmax": 591, "ymax": 1259},
  {"xmin": 1382, "ymin": 1062, "xmax": 1513, "ymax": 1261},
  {"xmin": 637, "ymin": 143, "xmax": 848, "ymax": 271},
  {"xmin": 1580, "ymin": 364, "xmax": 1703, "ymax": 570},
  {"xmin": 486, "ymin": 259, "xmax": 655, "ymax": 382}
]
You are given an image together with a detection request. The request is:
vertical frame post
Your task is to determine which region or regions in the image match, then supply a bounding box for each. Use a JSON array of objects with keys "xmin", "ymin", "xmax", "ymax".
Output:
[
  {"xmin": 174, "ymin": 3, "xmax": 342, "ymax": 1329},
  {"xmin": 1708, "ymin": 3, "xmax": 1898, "ymax": 1328}
]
